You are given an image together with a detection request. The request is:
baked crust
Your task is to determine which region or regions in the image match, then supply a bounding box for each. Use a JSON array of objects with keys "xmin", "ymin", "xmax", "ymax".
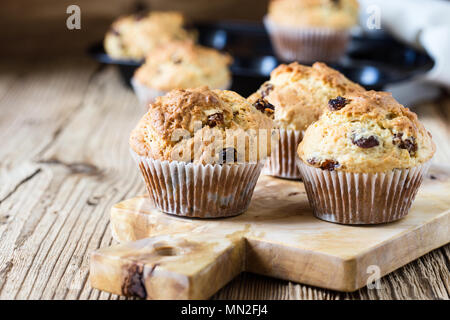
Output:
[
  {"xmin": 248, "ymin": 62, "xmax": 364, "ymax": 131},
  {"xmin": 267, "ymin": 0, "xmax": 359, "ymax": 29},
  {"xmin": 130, "ymin": 87, "xmax": 274, "ymax": 164},
  {"xmin": 134, "ymin": 41, "xmax": 232, "ymax": 91},
  {"xmin": 297, "ymin": 90, "xmax": 436, "ymax": 173}
]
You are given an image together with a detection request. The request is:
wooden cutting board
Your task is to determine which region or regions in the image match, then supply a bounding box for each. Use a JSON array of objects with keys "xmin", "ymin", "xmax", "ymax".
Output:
[{"xmin": 90, "ymin": 165, "xmax": 450, "ymax": 299}]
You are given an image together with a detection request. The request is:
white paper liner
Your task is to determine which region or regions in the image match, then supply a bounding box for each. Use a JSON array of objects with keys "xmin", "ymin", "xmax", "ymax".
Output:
[
  {"xmin": 132, "ymin": 151, "xmax": 264, "ymax": 218},
  {"xmin": 264, "ymin": 129, "xmax": 304, "ymax": 179},
  {"xmin": 131, "ymin": 77, "xmax": 232, "ymax": 110},
  {"xmin": 131, "ymin": 77, "xmax": 167, "ymax": 109},
  {"xmin": 264, "ymin": 16, "xmax": 350, "ymax": 63},
  {"xmin": 297, "ymin": 160, "xmax": 431, "ymax": 224}
]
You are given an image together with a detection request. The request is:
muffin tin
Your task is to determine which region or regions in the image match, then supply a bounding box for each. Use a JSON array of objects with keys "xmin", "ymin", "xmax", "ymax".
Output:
[{"xmin": 89, "ymin": 21, "xmax": 434, "ymax": 97}]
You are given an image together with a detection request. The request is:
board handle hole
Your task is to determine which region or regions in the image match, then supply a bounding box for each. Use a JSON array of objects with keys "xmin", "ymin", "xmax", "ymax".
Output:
[{"xmin": 153, "ymin": 242, "xmax": 178, "ymax": 256}]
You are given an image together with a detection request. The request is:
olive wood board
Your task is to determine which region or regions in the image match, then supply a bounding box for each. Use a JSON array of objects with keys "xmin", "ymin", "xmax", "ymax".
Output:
[{"xmin": 90, "ymin": 165, "xmax": 450, "ymax": 299}]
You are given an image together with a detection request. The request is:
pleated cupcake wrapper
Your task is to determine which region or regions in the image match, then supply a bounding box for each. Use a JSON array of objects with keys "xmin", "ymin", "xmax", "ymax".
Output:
[
  {"xmin": 264, "ymin": 129, "xmax": 304, "ymax": 180},
  {"xmin": 264, "ymin": 16, "xmax": 350, "ymax": 63},
  {"xmin": 132, "ymin": 151, "xmax": 264, "ymax": 218},
  {"xmin": 297, "ymin": 161, "xmax": 431, "ymax": 225},
  {"xmin": 131, "ymin": 77, "xmax": 168, "ymax": 110},
  {"xmin": 131, "ymin": 77, "xmax": 232, "ymax": 110}
]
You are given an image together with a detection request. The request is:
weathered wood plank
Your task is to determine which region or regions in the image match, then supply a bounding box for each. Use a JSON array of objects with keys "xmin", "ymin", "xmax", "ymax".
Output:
[
  {"xmin": 0, "ymin": 58, "xmax": 97, "ymax": 202},
  {"xmin": 1, "ymin": 65, "xmax": 146, "ymax": 300},
  {"xmin": 0, "ymin": 58, "xmax": 100, "ymax": 299}
]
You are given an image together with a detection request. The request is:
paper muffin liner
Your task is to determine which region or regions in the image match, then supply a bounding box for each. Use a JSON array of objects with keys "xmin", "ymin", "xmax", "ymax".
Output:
[
  {"xmin": 297, "ymin": 160, "xmax": 431, "ymax": 224},
  {"xmin": 132, "ymin": 151, "xmax": 264, "ymax": 218},
  {"xmin": 131, "ymin": 77, "xmax": 232, "ymax": 110},
  {"xmin": 264, "ymin": 16, "xmax": 350, "ymax": 63},
  {"xmin": 131, "ymin": 77, "xmax": 167, "ymax": 109},
  {"xmin": 264, "ymin": 129, "xmax": 304, "ymax": 180}
]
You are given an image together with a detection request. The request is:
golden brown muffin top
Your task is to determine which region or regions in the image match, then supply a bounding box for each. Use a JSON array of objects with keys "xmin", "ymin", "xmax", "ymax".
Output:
[
  {"xmin": 298, "ymin": 90, "xmax": 436, "ymax": 173},
  {"xmin": 248, "ymin": 62, "xmax": 364, "ymax": 131},
  {"xmin": 267, "ymin": 0, "xmax": 359, "ymax": 29},
  {"xmin": 134, "ymin": 41, "xmax": 232, "ymax": 91},
  {"xmin": 104, "ymin": 11, "xmax": 195, "ymax": 60},
  {"xmin": 130, "ymin": 87, "xmax": 274, "ymax": 164}
]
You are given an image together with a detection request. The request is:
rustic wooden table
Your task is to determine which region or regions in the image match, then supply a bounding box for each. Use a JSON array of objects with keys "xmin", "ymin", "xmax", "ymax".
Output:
[{"xmin": 0, "ymin": 57, "xmax": 448, "ymax": 300}]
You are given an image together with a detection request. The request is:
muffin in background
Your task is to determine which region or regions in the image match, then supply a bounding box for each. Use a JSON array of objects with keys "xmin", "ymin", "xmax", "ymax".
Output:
[
  {"xmin": 297, "ymin": 90, "xmax": 435, "ymax": 224},
  {"xmin": 248, "ymin": 62, "xmax": 364, "ymax": 179},
  {"xmin": 132, "ymin": 41, "xmax": 232, "ymax": 107},
  {"xmin": 104, "ymin": 11, "xmax": 195, "ymax": 60},
  {"xmin": 130, "ymin": 87, "xmax": 274, "ymax": 218},
  {"xmin": 264, "ymin": 0, "xmax": 359, "ymax": 62}
]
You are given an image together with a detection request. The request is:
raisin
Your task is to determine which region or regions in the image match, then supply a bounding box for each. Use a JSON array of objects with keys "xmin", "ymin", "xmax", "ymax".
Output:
[
  {"xmin": 205, "ymin": 95, "xmax": 219, "ymax": 104},
  {"xmin": 386, "ymin": 113, "xmax": 396, "ymax": 120},
  {"xmin": 206, "ymin": 113, "xmax": 224, "ymax": 128},
  {"xmin": 320, "ymin": 159, "xmax": 340, "ymax": 171},
  {"xmin": 307, "ymin": 158, "xmax": 339, "ymax": 171},
  {"xmin": 352, "ymin": 135, "xmax": 379, "ymax": 148},
  {"xmin": 392, "ymin": 133, "xmax": 417, "ymax": 156},
  {"xmin": 220, "ymin": 147, "xmax": 237, "ymax": 163},
  {"xmin": 260, "ymin": 83, "xmax": 274, "ymax": 99},
  {"xmin": 110, "ymin": 28, "xmax": 120, "ymax": 36},
  {"xmin": 134, "ymin": 12, "xmax": 146, "ymax": 21},
  {"xmin": 253, "ymin": 98, "xmax": 275, "ymax": 115},
  {"xmin": 172, "ymin": 57, "xmax": 182, "ymax": 64},
  {"xmin": 328, "ymin": 96, "xmax": 350, "ymax": 111}
]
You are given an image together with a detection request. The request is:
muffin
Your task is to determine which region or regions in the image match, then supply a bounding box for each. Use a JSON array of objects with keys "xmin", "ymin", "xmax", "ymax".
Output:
[
  {"xmin": 248, "ymin": 62, "xmax": 364, "ymax": 179},
  {"xmin": 264, "ymin": 0, "xmax": 359, "ymax": 62},
  {"xmin": 132, "ymin": 41, "xmax": 232, "ymax": 106},
  {"xmin": 104, "ymin": 11, "xmax": 195, "ymax": 60},
  {"xmin": 297, "ymin": 90, "xmax": 435, "ymax": 224},
  {"xmin": 130, "ymin": 87, "xmax": 274, "ymax": 218}
]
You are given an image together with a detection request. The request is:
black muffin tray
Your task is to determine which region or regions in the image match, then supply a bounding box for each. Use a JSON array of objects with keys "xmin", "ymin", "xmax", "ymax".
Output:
[{"xmin": 89, "ymin": 21, "xmax": 434, "ymax": 97}]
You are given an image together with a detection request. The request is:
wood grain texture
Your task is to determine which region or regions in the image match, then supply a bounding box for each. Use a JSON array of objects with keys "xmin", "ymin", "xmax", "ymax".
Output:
[{"xmin": 0, "ymin": 58, "xmax": 449, "ymax": 299}]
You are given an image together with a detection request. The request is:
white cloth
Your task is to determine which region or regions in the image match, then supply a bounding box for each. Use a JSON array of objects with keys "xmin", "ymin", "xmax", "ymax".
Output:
[{"xmin": 359, "ymin": 0, "xmax": 450, "ymax": 87}]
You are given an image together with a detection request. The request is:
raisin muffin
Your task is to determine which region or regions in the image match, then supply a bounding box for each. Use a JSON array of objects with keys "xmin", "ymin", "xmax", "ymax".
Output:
[
  {"xmin": 264, "ymin": 0, "xmax": 359, "ymax": 62},
  {"xmin": 104, "ymin": 11, "xmax": 195, "ymax": 60},
  {"xmin": 297, "ymin": 90, "xmax": 435, "ymax": 224},
  {"xmin": 248, "ymin": 62, "xmax": 364, "ymax": 179},
  {"xmin": 130, "ymin": 87, "xmax": 274, "ymax": 218},
  {"xmin": 131, "ymin": 41, "xmax": 232, "ymax": 106}
]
